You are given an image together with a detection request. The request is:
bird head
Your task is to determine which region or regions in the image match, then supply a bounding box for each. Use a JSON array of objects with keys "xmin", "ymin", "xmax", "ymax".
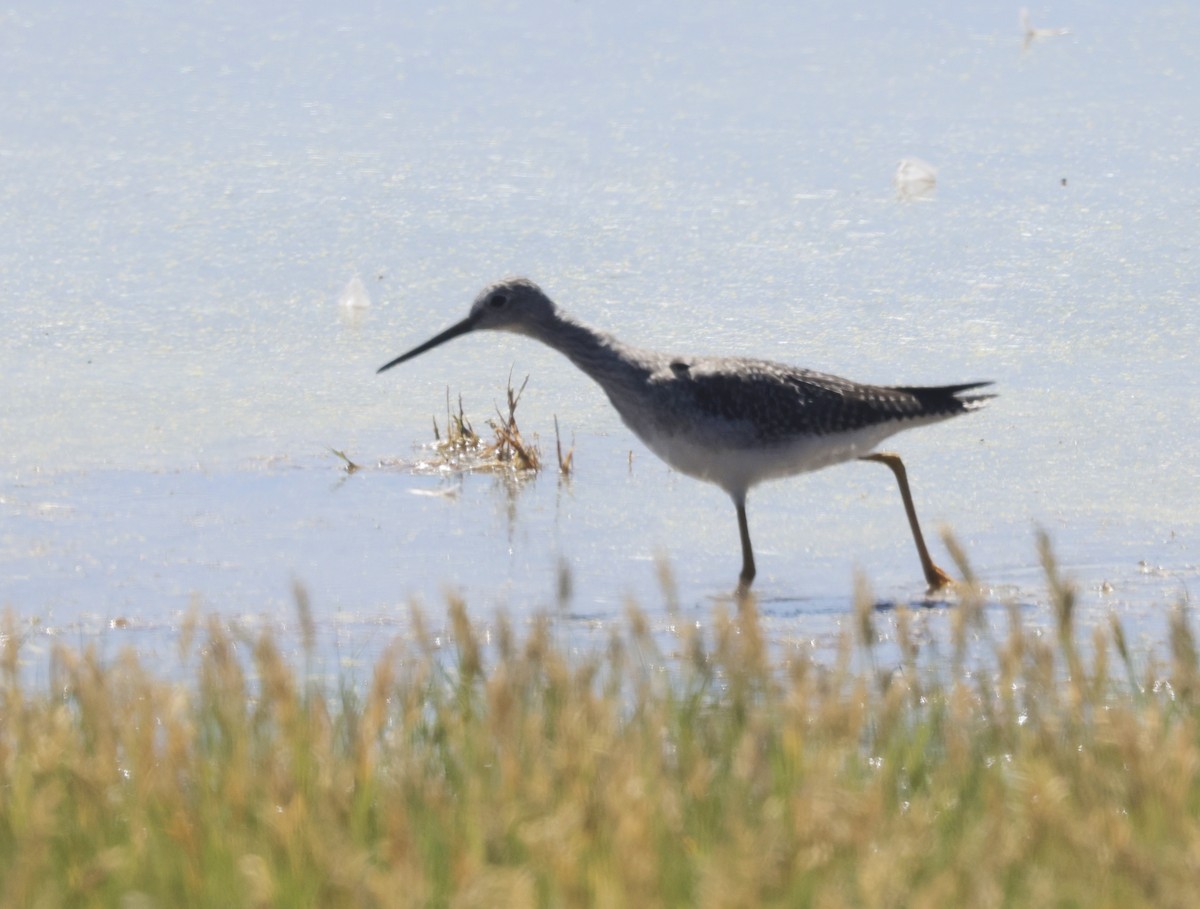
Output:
[{"xmin": 376, "ymin": 277, "xmax": 558, "ymax": 373}]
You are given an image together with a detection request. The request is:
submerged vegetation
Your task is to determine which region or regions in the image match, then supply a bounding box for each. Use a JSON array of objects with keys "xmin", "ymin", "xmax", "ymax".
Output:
[{"xmin": 2, "ymin": 544, "xmax": 1200, "ymax": 907}]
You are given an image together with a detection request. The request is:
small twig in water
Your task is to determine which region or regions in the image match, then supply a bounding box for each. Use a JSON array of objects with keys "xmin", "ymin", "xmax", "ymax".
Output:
[
  {"xmin": 330, "ymin": 449, "xmax": 361, "ymax": 474},
  {"xmin": 554, "ymin": 415, "xmax": 574, "ymax": 475}
]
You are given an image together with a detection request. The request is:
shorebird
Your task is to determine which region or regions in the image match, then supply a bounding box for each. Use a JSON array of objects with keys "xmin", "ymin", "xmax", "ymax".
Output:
[{"xmin": 378, "ymin": 278, "xmax": 992, "ymax": 592}]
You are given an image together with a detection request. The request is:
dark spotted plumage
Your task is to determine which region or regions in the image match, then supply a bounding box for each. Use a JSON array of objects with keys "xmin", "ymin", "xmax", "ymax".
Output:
[
  {"xmin": 378, "ymin": 277, "xmax": 994, "ymax": 591},
  {"xmin": 670, "ymin": 358, "xmax": 992, "ymax": 442}
]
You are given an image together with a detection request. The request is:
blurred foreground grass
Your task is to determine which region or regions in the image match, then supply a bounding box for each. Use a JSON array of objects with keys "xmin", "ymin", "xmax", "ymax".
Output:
[{"xmin": 2, "ymin": 537, "xmax": 1199, "ymax": 908}]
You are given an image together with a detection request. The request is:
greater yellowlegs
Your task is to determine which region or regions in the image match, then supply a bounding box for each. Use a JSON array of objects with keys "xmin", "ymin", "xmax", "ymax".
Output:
[{"xmin": 378, "ymin": 277, "xmax": 993, "ymax": 592}]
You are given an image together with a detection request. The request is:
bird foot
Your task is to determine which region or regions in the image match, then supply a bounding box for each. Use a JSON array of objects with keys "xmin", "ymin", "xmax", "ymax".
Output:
[{"xmin": 924, "ymin": 563, "xmax": 955, "ymax": 593}]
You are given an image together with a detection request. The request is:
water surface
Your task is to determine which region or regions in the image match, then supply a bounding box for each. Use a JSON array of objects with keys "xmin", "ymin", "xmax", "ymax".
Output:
[{"xmin": 2, "ymin": 1, "xmax": 1197, "ymax": 676}]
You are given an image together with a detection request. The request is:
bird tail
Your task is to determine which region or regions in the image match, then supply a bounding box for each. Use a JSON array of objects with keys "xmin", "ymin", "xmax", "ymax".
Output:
[{"xmin": 893, "ymin": 381, "xmax": 995, "ymax": 414}]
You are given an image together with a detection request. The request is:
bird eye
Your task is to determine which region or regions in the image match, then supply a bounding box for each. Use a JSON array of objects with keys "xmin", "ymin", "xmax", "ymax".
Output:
[{"xmin": 489, "ymin": 292, "xmax": 508, "ymax": 309}]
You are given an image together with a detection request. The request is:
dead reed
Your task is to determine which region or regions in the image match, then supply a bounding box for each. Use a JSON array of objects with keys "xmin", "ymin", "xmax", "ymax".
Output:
[{"xmin": 425, "ymin": 374, "xmax": 541, "ymax": 475}]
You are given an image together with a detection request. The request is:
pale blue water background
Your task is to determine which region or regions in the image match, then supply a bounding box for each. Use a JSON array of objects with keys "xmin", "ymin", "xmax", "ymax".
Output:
[{"xmin": 2, "ymin": 1, "xmax": 1197, "ymax": 676}]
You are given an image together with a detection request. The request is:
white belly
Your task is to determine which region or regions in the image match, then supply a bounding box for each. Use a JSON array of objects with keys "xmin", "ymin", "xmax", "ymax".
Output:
[{"xmin": 631, "ymin": 417, "xmax": 944, "ymax": 497}]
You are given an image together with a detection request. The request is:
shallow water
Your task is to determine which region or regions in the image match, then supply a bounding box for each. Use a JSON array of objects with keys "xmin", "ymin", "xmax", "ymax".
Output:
[{"xmin": 2, "ymin": 1, "xmax": 1197, "ymax": 678}]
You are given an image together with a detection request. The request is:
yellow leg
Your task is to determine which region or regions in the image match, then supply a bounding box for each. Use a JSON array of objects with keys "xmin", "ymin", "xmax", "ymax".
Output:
[{"xmin": 860, "ymin": 452, "xmax": 953, "ymax": 592}]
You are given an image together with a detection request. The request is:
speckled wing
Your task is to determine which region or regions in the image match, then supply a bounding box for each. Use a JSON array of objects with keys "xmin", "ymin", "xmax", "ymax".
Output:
[{"xmin": 672, "ymin": 357, "xmax": 992, "ymax": 443}]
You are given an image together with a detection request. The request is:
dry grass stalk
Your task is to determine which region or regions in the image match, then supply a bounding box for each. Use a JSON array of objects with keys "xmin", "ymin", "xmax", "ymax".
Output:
[
  {"xmin": 486, "ymin": 373, "xmax": 541, "ymax": 472},
  {"xmin": 554, "ymin": 415, "xmax": 574, "ymax": 476},
  {"xmin": 420, "ymin": 376, "xmax": 542, "ymax": 476}
]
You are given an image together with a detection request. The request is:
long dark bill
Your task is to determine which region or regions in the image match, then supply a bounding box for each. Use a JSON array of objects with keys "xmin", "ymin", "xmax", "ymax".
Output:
[{"xmin": 376, "ymin": 316, "xmax": 477, "ymax": 374}]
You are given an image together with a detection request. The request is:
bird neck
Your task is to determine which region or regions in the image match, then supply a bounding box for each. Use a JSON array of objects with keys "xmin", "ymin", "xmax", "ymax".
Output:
[{"xmin": 526, "ymin": 310, "xmax": 654, "ymax": 393}]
